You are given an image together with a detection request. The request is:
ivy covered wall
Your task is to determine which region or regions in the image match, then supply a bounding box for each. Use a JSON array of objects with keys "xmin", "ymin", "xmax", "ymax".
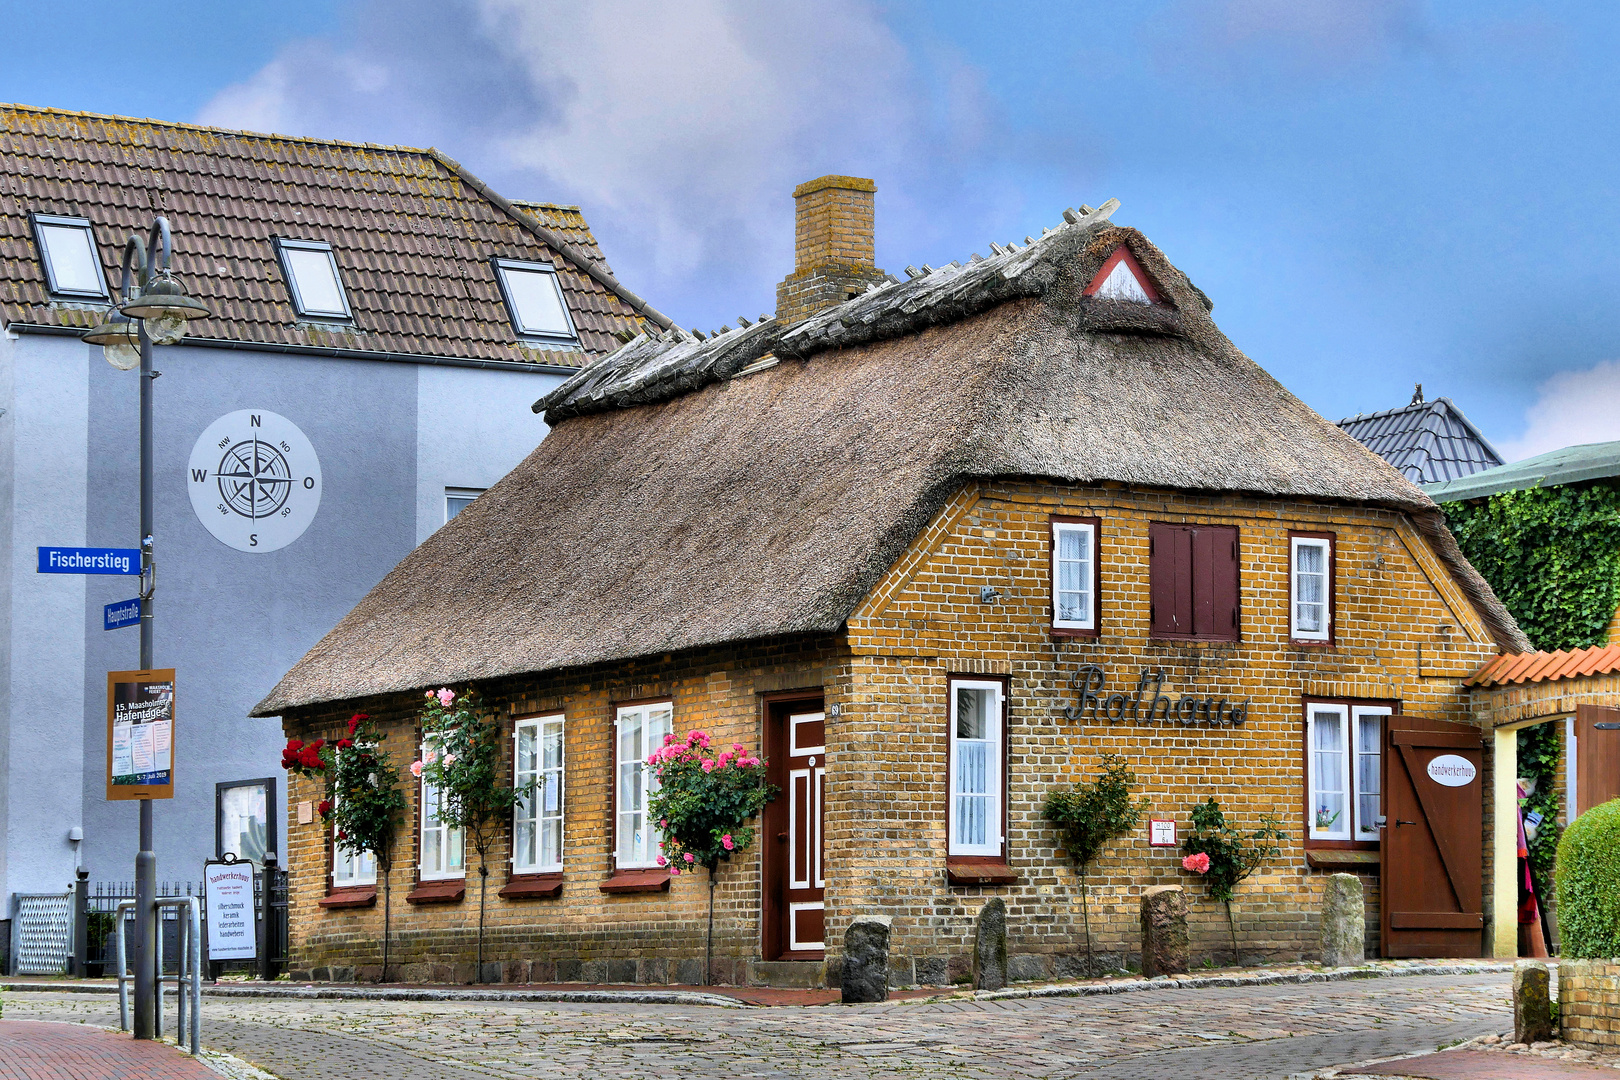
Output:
[{"xmin": 1443, "ymin": 481, "xmax": 1620, "ymax": 916}]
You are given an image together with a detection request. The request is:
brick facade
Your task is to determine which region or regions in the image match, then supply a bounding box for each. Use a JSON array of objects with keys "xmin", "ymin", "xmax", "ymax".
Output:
[
  {"xmin": 283, "ymin": 479, "xmax": 1498, "ymax": 985},
  {"xmin": 1560, "ymin": 959, "xmax": 1620, "ymax": 1049}
]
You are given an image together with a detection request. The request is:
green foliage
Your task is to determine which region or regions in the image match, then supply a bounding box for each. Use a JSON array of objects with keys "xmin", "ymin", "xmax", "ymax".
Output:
[
  {"xmin": 1181, "ymin": 797, "xmax": 1287, "ymax": 905},
  {"xmin": 283, "ymin": 712, "xmax": 408, "ymax": 869},
  {"xmin": 1442, "ymin": 484, "xmax": 1620, "ymax": 653},
  {"xmin": 416, "ymin": 687, "xmax": 530, "ymax": 863},
  {"xmin": 1043, "ymin": 754, "xmax": 1150, "ymax": 873},
  {"xmin": 646, "ymin": 730, "xmax": 774, "ymax": 873},
  {"xmin": 1555, "ymin": 797, "xmax": 1620, "ymax": 958}
]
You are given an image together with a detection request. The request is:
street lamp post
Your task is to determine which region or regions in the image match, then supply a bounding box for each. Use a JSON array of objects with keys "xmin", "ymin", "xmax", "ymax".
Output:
[{"xmin": 82, "ymin": 217, "xmax": 208, "ymax": 1040}]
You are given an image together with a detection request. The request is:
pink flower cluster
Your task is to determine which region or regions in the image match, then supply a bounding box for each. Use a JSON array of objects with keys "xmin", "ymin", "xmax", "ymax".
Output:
[
  {"xmin": 424, "ymin": 687, "xmax": 457, "ymax": 707},
  {"xmin": 645, "ymin": 730, "xmax": 761, "ymax": 773},
  {"xmin": 1181, "ymin": 852, "xmax": 1211, "ymax": 874},
  {"xmin": 409, "ymin": 745, "xmax": 455, "ymax": 778}
]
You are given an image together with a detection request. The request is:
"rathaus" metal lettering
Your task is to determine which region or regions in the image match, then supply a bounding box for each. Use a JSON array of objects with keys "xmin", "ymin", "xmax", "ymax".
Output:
[{"xmin": 1062, "ymin": 665, "xmax": 1250, "ymax": 727}]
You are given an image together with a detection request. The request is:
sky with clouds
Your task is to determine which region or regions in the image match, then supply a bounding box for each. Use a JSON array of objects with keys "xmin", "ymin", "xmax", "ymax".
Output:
[{"xmin": 6, "ymin": 0, "xmax": 1619, "ymax": 460}]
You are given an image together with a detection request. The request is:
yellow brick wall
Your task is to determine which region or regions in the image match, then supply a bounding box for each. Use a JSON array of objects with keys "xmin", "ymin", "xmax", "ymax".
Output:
[
  {"xmin": 1561, "ymin": 959, "xmax": 1620, "ymax": 1048},
  {"xmin": 283, "ymin": 477, "xmax": 1501, "ymax": 984},
  {"xmin": 832, "ymin": 479, "xmax": 1497, "ymax": 973}
]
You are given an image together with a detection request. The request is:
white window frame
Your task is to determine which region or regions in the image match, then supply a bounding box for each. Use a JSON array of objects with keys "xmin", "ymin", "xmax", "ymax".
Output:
[
  {"xmin": 1290, "ymin": 535, "xmax": 1333, "ymax": 642},
  {"xmin": 614, "ymin": 702, "xmax": 672, "ymax": 869},
  {"xmin": 32, "ymin": 213, "xmax": 109, "ymax": 298},
  {"xmin": 418, "ymin": 742, "xmax": 465, "ymax": 881},
  {"xmin": 445, "ymin": 487, "xmax": 486, "ymax": 522},
  {"xmin": 274, "ymin": 237, "xmax": 352, "ymax": 320},
  {"xmin": 512, "ymin": 713, "xmax": 565, "ymax": 874},
  {"xmin": 948, "ymin": 678, "xmax": 1004, "ymax": 857},
  {"xmin": 493, "ymin": 258, "xmax": 579, "ymax": 345},
  {"xmin": 331, "ymin": 785, "xmax": 376, "ymax": 888},
  {"xmin": 1051, "ymin": 520, "xmax": 1097, "ymax": 631},
  {"xmin": 1306, "ymin": 702, "xmax": 1389, "ymax": 842}
]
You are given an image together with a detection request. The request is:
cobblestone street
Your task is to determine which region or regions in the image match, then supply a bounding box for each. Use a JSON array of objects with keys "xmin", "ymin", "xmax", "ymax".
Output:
[{"xmin": 7, "ymin": 972, "xmax": 1515, "ymax": 1080}]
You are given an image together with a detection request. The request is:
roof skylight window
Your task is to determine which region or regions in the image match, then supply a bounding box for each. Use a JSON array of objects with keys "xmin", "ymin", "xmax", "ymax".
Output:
[
  {"xmin": 274, "ymin": 238, "xmax": 352, "ymax": 320},
  {"xmin": 31, "ymin": 214, "xmax": 109, "ymax": 299},
  {"xmin": 494, "ymin": 259, "xmax": 577, "ymax": 345}
]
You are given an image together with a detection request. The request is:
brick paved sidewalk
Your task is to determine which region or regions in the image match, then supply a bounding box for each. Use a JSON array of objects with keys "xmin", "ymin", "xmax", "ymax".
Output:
[
  {"xmin": 0, "ymin": 1019, "xmax": 217, "ymax": 1080},
  {"xmin": 1338, "ymin": 1047, "xmax": 1620, "ymax": 1077}
]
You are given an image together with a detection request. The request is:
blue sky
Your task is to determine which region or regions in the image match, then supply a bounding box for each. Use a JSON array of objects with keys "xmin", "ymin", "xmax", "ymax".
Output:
[{"xmin": 5, "ymin": 0, "xmax": 1617, "ymax": 459}]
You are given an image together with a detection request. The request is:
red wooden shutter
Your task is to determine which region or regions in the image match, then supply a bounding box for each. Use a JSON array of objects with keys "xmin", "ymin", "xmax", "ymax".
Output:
[
  {"xmin": 1149, "ymin": 524, "xmax": 1193, "ymax": 636},
  {"xmin": 1199, "ymin": 525, "xmax": 1240, "ymax": 640}
]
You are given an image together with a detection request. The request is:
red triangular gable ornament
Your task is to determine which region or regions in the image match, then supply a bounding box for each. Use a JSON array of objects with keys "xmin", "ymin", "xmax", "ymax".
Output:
[{"xmin": 1082, "ymin": 244, "xmax": 1161, "ymax": 304}]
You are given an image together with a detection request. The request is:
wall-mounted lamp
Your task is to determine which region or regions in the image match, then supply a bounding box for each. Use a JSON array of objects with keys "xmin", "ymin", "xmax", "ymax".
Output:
[{"xmin": 68, "ymin": 826, "xmax": 84, "ymax": 871}]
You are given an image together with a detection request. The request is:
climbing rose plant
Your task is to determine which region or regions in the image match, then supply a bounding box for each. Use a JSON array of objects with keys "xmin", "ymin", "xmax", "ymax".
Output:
[
  {"xmin": 1180, "ymin": 796, "xmax": 1286, "ymax": 965},
  {"xmin": 646, "ymin": 730, "xmax": 773, "ymax": 873},
  {"xmin": 413, "ymin": 687, "xmax": 531, "ymax": 981}
]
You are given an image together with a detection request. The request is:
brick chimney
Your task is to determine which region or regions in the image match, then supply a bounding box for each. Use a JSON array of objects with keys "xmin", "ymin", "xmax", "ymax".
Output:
[{"xmin": 775, "ymin": 175, "xmax": 888, "ymax": 324}]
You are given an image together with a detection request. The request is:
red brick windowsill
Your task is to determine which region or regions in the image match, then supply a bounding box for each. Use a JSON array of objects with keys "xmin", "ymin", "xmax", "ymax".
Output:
[
  {"xmin": 499, "ymin": 873, "xmax": 563, "ymax": 899},
  {"xmin": 946, "ymin": 858, "xmax": 1018, "ymax": 886},
  {"xmin": 406, "ymin": 879, "xmax": 466, "ymax": 904},
  {"xmin": 600, "ymin": 869, "xmax": 672, "ymax": 894},
  {"xmin": 318, "ymin": 886, "xmax": 377, "ymax": 909}
]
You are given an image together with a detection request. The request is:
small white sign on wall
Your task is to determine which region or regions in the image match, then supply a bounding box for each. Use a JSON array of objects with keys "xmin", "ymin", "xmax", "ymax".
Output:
[
  {"xmin": 204, "ymin": 860, "xmax": 257, "ymax": 961},
  {"xmin": 1149, "ymin": 819, "xmax": 1178, "ymax": 847},
  {"xmin": 1426, "ymin": 754, "xmax": 1477, "ymax": 788}
]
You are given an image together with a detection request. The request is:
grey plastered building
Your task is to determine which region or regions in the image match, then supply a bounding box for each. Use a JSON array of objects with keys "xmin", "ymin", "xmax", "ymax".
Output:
[{"xmin": 0, "ymin": 104, "xmax": 664, "ymax": 914}]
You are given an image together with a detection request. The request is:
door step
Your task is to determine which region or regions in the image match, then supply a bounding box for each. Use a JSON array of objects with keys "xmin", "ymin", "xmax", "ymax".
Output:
[{"xmin": 748, "ymin": 960, "xmax": 826, "ymax": 988}]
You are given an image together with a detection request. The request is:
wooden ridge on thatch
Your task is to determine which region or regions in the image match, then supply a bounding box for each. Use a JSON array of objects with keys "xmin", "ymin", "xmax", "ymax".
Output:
[{"xmin": 254, "ymin": 213, "xmax": 1527, "ymax": 715}]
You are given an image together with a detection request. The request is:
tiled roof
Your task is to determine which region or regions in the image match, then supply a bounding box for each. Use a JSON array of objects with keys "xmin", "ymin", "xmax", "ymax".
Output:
[
  {"xmin": 1466, "ymin": 644, "xmax": 1620, "ymax": 688},
  {"xmin": 1425, "ymin": 439, "xmax": 1620, "ymax": 503},
  {"xmin": 0, "ymin": 104, "xmax": 667, "ymax": 366},
  {"xmin": 1337, "ymin": 395, "xmax": 1504, "ymax": 485}
]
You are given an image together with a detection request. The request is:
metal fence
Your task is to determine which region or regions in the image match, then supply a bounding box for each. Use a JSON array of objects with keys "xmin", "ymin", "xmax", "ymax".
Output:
[{"xmin": 83, "ymin": 863, "xmax": 287, "ymax": 978}]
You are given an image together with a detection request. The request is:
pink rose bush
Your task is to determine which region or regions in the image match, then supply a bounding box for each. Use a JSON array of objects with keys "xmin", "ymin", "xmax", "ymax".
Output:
[
  {"xmin": 645, "ymin": 729, "xmax": 774, "ymax": 874},
  {"xmin": 1181, "ymin": 852, "xmax": 1211, "ymax": 874}
]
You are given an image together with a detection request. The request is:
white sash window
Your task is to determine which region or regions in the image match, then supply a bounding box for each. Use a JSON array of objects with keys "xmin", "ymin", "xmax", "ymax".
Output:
[
  {"xmin": 419, "ymin": 743, "xmax": 465, "ymax": 880},
  {"xmin": 1291, "ymin": 535, "xmax": 1333, "ymax": 641},
  {"xmin": 949, "ymin": 679, "xmax": 1004, "ymax": 856},
  {"xmin": 615, "ymin": 702, "xmax": 672, "ymax": 868},
  {"xmin": 1307, "ymin": 702, "xmax": 1388, "ymax": 841},
  {"xmin": 513, "ymin": 714, "xmax": 565, "ymax": 874},
  {"xmin": 1052, "ymin": 520, "xmax": 1097, "ymax": 630}
]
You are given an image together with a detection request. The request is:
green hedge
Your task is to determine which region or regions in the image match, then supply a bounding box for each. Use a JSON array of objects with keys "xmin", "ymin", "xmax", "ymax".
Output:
[{"xmin": 1555, "ymin": 798, "xmax": 1620, "ymax": 958}]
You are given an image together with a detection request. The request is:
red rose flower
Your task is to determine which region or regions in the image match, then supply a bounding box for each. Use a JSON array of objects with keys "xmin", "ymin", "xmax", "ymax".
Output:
[
  {"xmin": 297, "ymin": 746, "xmax": 323, "ymax": 769},
  {"xmin": 316, "ymin": 799, "xmax": 332, "ymax": 817},
  {"xmin": 335, "ymin": 738, "xmax": 354, "ymax": 750},
  {"xmin": 348, "ymin": 713, "xmax": 367, "ymax": 735},
  {"xmin": 308, "ymin": 738, "xmax": 325, "ymax": 752}
]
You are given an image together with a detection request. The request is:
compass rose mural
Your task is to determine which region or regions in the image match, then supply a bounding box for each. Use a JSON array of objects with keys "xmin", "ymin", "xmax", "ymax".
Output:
[{"xmin": 188, "ymin": 410, "xmax": 322, "ymax": 552}]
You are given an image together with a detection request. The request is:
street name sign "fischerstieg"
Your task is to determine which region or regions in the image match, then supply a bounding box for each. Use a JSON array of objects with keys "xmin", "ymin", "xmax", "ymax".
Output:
[
  {"xmin": 37, "ymin": 546, "xmax": 141, "ymax": 575},
  {"xmin": 104, "ymin": 599, "xmax": 141, "ymax": 631}
]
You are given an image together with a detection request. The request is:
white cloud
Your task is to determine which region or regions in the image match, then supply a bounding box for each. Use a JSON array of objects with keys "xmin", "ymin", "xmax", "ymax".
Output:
[
  {"xmin": 195, "ymin": 0, "xmax": 954, "ymax": 325},
  {"xmin": 1498, "ymin": 359, "xmax": 1620, "ymax": 462}
]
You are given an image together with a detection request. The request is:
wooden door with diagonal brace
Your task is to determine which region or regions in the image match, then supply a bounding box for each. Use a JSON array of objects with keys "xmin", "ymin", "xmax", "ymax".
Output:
[{"xmin": 1380, "ymin": 716, "xmax": 1484, "ymax": 958}]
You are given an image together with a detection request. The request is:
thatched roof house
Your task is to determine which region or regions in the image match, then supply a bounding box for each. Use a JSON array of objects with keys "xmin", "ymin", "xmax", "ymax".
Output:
[{"xmin": 257, "ymin": 196, "xmax": 1522, "ymax": 716}]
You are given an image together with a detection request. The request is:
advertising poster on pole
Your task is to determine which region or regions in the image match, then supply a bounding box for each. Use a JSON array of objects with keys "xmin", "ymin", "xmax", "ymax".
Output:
[
  {"xmin": 106, "ymin": 669, "xmax": 175, "ymax": 800},
  {"xmin": 203, "ymin": 858, "xmax": 258, "ymax": 961}
]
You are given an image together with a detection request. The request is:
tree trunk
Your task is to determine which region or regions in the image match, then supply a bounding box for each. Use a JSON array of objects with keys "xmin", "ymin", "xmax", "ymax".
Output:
[
  {"xmin": 380, "ymin": 855, "xmax": 392, "ymax": 984},
  {"xmin": 1225, "ymin": 900, "xmax": 1239, "ymax": 967},
  {"xmin": 477, "ymin": 858, "xmax": 490, "ymax": 982},
  {"xmin": 706, "ymin": 865, "xmax": 717, "ymax": 986},
  {"xmin": 1079, "ymin": 865, "xmax": 1094, "ymax": 976}
]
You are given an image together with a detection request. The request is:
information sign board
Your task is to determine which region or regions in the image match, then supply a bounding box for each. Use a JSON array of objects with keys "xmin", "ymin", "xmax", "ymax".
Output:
[
  {"xmin": 106, "ymin": 669, "xmax": 175, "ymax": 800},
  {"xmin": 203, "ymin": 859, "xmax": 258, "ymax": 961}
]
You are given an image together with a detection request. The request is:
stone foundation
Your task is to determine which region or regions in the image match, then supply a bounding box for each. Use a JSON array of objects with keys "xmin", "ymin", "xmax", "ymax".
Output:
[{"xmin": 1560, "ymin": 959, "xmax": 1620, "ymax": 1049}]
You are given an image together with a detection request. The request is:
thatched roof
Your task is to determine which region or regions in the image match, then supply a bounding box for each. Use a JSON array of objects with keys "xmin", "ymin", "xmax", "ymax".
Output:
[{"xmin": 255, "ymin": 210, "xmax": 1526, "ymax": 715}]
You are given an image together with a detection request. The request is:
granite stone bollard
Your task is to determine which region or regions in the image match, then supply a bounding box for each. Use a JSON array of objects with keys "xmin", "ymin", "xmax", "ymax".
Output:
[
  {"xmin": 973, "ymin": 897, "xmax": 1008, "ymax": 991},
  {"xmin": 1320, "ymin": 873, "xmax": 1366, "ymax": 967},
  {"xmin": 841, "ymin": 915, "xmax": 893, "ymax": 1003},
  {"xmin": 1140, "ymin": 885, "xmax": 1189, "ymax": 977},
  {"xmin": 1514, "ymin": 959, "xmax": 1554, "ymax": 1045}
]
